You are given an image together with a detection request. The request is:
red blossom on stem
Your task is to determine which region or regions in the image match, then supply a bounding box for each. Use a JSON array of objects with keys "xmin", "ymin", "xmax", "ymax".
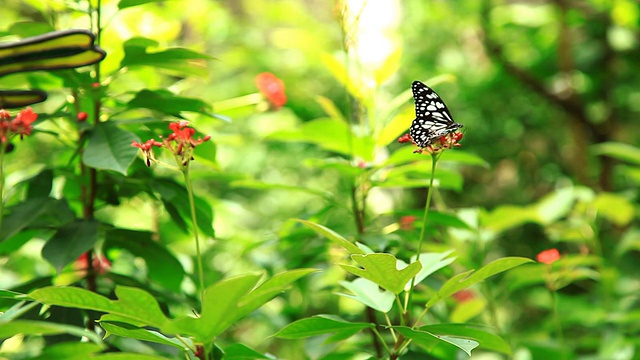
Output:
[
  {"xmin": 0, "ymin": 107, "xmax": 38, "ymax": 143},
  {"xmin": 255, "ymin": 72, "xmax": 287, "ymax": 109},
  {"xmin": 132, "ymin": 121, "xmax": 210, "ymax": 168},
  {"xmin": 537, "ymin": 248, "xmax": 561, "ymax": 264}
]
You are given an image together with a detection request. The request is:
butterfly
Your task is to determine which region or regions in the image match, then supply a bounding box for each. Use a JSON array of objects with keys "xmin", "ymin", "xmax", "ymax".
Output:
[{"xmin": 409, "ymin": 81, "xmax": 463, "ymax": 148}]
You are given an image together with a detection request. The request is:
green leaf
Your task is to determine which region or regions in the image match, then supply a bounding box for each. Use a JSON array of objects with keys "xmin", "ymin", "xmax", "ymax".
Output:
[
  {"xmin": 315, "ymin": 95, "xmax": 347, "ymax": 123},
  {"xmin": 533, "ymin": 187, "xmax": 575, "ymax": 224},
  {"xmin": 126, "ymin": 89, "xmax": 214, "ymax": 118},
  {"xmin": 274, "ymin": 315, "xmax": 372, "ymax": 339},
  {"xmin": 85, "ymin": 354, "xmax": 171, "ymax": 360},
  {"xmin": 83, "ymin": 123, "xmax": 139, "ymax": 175},
  {"xmin": 171, "ymin": 269, "xmax": 315, "ymax": 342},
  {"xmin": 377, "ymin": 105, "xmax": 413, "ymax": 147},
  {"xmin": 394, "ymin": 326, "xmax": 479, "ymax": 356},
  {"xmin": 121, "ymin": 39, "xmax": 213, "ymax": 76},
  {"xmin": 99, "ymin": 321, "xmax": 186, "ymax": 350},
  {"xmin": 321, "ymin": 53, "xmax": 368, "ymax": 101},
  {"xmin": 118, "ymin": 0, "xmax": 166, "ymax": 9},
  {"xmin": 268, "ymin": 118, "xmax": 375, "ymax": 161},
  {"xmin": 296, "ymin": 219, "xmax": 365, "ymax": 255},
  {"xmin": 337, "ymin": 278, "xmax": 395, "ymax": 313},
  {"xmin": 406, "ymin": 250, "xmax": 456, "ymax": 290},
  {"xmin": 340, "ymin": 253, "xmax": 422, "ymax": 294},
  {"xmin": 421, "ymin": 324, "xmax": 511, "ymax": 355},
  {"xmin": 593, "ymin": 192, "xmax": 634, "ymax": 226},
  {"xmin": 426, "ymin": 257, "xmax": 533, "ymax": 307},
  {"xmin": 41, "ymin": 219, "xmax": 100, "ymax": 271},
  {"xmin": 223, "ymin": 343, "xmax": 270, "ymax": 359},
  {"xmin": 0, "ymin": 197, "xmax": 69, "ymax": 241},
  {"xmin": 0, "ymin": 320, "xmax": 103, "ymax": 345},
  {"xmin": 31, "ymin": 342, "xmax": 103, "ymax": 360},
  {"xmin": 592, "ymin": 142, "xmax": 640, "ymax": 165},
  {"xmin": 373, "ymin": 48, "xmax": 401, "ymax": 85},
  {"xmin": 29, "ymin": 286, "xmax": 170, "ymax": 329},
  {"xmin": 104, "ymin": 229, "xmax": 185, "ymax": 291}
]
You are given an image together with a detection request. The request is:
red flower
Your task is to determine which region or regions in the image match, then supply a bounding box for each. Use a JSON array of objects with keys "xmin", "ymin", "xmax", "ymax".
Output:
[
  {"xmin": 133, "ymin": 121, "xmax": 210, "ymax": 168},
  {"xmin": 0, "ymin": 107, "xmax": 38, "ymax": 143},
  {"xmin": 399, "ymin": 215, "xmax": 417, "ymax": 231},
  {"xmin": 536, "ymin": 248, "xmax": 560, "ymax": 264},
  {"xmin": 255, "ymin": 72, "xmax": 287, "ymax": 109},
  {"xmin": 132, "ymin": 139, "xmax": 163, "ymax": 167}
]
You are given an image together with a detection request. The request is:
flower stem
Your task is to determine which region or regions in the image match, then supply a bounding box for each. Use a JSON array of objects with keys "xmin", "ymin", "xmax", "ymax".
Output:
[
  {"xmin": 405, "ymin": 152, "xmax": 440, "ymax": 319},
  {"xmin": 183, "ymin": 167, "xmax": 206, "ymax": 305},
  {"xmin": 0, "ymin": 143, "xmax": 5, "ymax": 234}
]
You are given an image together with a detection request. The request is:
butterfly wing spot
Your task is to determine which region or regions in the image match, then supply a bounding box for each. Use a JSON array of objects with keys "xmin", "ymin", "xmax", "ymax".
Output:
[{"xmin": 409, "ymin": 81, "xmax": 463, "ymax": 148}]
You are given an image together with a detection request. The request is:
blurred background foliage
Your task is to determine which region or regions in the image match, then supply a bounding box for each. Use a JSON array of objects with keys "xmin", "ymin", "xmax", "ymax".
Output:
[{"xmin": 1, "ymin": 0, "xmax": 639, "ymax": 358}]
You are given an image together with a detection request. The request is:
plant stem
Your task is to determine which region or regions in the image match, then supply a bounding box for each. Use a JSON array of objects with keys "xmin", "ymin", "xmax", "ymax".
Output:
[
  {"xmin": 0, "ymin": 143, "xmax": 5, "ymax": 234},
  {"xmin": 183, "ymin": 167, "xmax": 205, "ymax": 305},
  {"xmin": 405, "ymin": 152, "xmax": 440, "ymax": 317}
]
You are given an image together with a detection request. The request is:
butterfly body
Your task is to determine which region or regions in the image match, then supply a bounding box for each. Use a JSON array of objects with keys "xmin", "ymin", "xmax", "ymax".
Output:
[{"xmin": 409, "ymin": 81, "xmax": 463, "ymax": 148}]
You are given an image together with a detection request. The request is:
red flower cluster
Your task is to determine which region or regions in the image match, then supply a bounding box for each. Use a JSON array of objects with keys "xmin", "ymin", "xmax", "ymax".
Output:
[
  {"xmin": 0, "ymin": 107, "xmax": 38, "ymax": 143},
  {"xmin": 255, "ymin": 72, "xmax": 287, "ymax": 109},
  {"xmin": 132, "ymin": 121, "xmax": 210, "ymax": 167},
  {"xmin": 399, "ymin": 131, "xmax": 463, "ymax": 154},
  {"xmin": 536, "ymin": 248, "xmax": 560, "ymax": 264}
]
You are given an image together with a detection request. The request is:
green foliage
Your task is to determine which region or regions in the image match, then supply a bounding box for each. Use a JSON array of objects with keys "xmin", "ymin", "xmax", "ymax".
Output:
[{"xmin": 1, "ymin": 0, "xmax": 639, "ymax": 359}]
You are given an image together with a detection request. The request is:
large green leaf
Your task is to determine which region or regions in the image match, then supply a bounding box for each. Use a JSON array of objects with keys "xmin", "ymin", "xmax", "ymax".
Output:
[
  {"xmin": 296, "ymin": 219, "xmax": 364, "ymax": 255},
  {"xmin": 0, "ymin": 320, "xmax": 103, "ymax": 345},
  {"xmin": 170, "ymin": 269, "xmax": 315, "ymax": 342},
  {"xmin": 421, "ymin": 324, "xmax": 511, "ymax": 355},
  {"xmin": 340, "ymin": 253, "xmax": 422, "ymax": 294},
  {"xmin": 99, "ymin": 321, "xmax": 186, "ymax": 350},
  {"xmin": 83, "ymin": 122, "xmax": 139, "ymax": 175},
  {"xmin": 426, "ymin": 257, "xmax": 533, "ymax": 307},
  {"xmin": 41, "ymin": 219, "xmax": 100, "ymax": 271},
  {"xmin": 337, "ymin": 278, "xmax": 395, "ymax": 312},
  {"xmin": 274, "ymin": 315, "xmax": 373, "ymax": 340},
  {"xmin": 405, "ymin": 250, "xmax": 456, "ymax": 291},
  {"xmin": 394, "ymin": 326, "xmax": 479, "ymax": 356},
  {"xmin": 29, "ymin": 286, "xmax": 171, "ymax": 329}
]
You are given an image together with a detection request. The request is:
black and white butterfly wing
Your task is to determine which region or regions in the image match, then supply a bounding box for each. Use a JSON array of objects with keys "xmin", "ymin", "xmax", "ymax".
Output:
[{"xmin": 409, "ymin": 81, "xmax": 463, "ymax": 148}]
